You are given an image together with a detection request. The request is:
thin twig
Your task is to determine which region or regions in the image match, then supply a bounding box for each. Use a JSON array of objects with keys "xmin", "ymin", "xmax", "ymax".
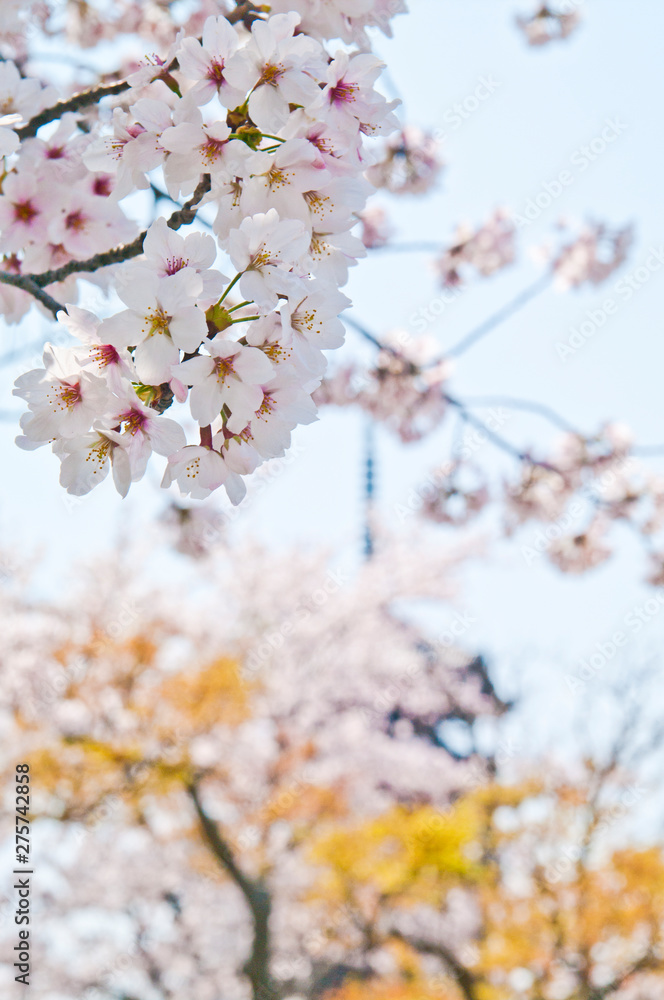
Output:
[
  {"xmin": 150, "ymin": 182, "xmax": 214, "ymax": 231},
  {"xmin": 459, "ymin": 394, "xmax": 579, "ymax": 433},
  {"xmin": 445, "ymin": 393, "xmax": 563, "ymax": 473},
  {"xmin": 343, "ymin": 314, "xmax": 398, "ymax": 352},
  {"xmin": 445, "ymin": 273, "xmax": 551, "ymax": 359},
  {"xmin": 389, "ymin": 930, "xmax": 479, "ymax": 1000}
]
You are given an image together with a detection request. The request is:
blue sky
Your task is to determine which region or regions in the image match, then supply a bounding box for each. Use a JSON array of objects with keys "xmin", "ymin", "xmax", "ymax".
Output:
[{"xmin": 2, "ymin": 0, "xmax": 664, "ymax": 758}]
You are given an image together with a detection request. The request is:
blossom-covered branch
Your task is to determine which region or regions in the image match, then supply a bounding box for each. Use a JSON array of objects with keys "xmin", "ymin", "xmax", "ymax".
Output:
[{"xmin": 6, "ymin": 6, "xmax": 402, "ymax": 504}]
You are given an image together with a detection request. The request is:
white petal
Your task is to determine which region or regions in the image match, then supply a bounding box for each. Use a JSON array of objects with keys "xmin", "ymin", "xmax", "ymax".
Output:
[{"xmin": 134, "ymin": 336, "xmax": 179, "ymax": 384}]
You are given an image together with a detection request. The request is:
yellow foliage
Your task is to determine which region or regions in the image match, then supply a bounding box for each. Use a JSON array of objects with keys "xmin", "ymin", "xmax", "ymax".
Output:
[
  {"xmin": 309, "ymin": 796, "xmax": 493, "ymax": 908},
  {"xmin": 327, "ymin": 977, "xmax": 460, "ymax": 1000},
  {"xmin": 153, "ymin": 655, "xmax": 250, "ymax": 733}
]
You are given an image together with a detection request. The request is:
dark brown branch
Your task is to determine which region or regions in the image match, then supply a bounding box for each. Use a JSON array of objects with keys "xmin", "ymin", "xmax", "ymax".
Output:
[
  {"xmin": 16, "ymin": 81, "xmax": 131, "ymax": 139},
  {"xmin": 16, "ymin": 2, "xmax": 264, "ymax": 139},
  {"xmin": 187, "ymin": 781, "xmax": 277, "ymax": 1000},
  {"xmin": 389, "ymin": 930, "xmax": 479, "ymax": 1000},
  {"xmin": 0, "ymin": 272, "xmax": 64, "ymax": 317},
  {"xmin": 587, "ymin": 951, "xmax": 660, "ymax": 999}
]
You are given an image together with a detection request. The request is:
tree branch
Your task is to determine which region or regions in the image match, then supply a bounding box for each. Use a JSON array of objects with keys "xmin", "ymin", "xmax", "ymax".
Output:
[
  {"xmin": 16, "ymin": 81, "xmax": 131, "ymax": 139},
  {"xmin": 389, "ymin": 930, "xmax": 479, "ymax": 1000},
  {"xmin": 0, "ymin": 174, "xmax": 211, "ymax": 316},
  {"xmin": 457, "ymin": 394, "xmax": 579, "ymax": 434},
  {"xmin": 445, "ymin": 273, "xmax": 551, "ymax": 359},
  {"xmin": 16, "ymin": 2, "xmax": 263, "ymax": 139},
  {"xmin": 587, "ymin": 950, "xmax": 660, "ymax": 998},
  {"xmin": 187, "ymin": 781, "xmax": 277, "ymax": 1000},
  {"xmin": 444, "ymin": 393, "xmax": 563, "ymax": 473},
  {"xmin": 0, "ymin": 272, "xmax": 64, "ymax": 317}
]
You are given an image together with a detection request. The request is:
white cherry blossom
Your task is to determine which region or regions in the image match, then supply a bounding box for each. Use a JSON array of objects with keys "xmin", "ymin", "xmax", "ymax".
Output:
[
  {"xmin": 173, "ymin": 335, "xmax": 275, "ymax": 430},
  {"xmin": 0, "ymin": 111, "xmax": 21, "ymax": 157},
  {"xmin": 14, "ymin": 345, "xmax": 112, "ymax": 443},
  {"xmin": 224, "ymin": 12, "xmax": 326, "ymax": 133},
  {"xmin": 175, "ymin": 15, "xmax": 244, "ymax": 108},
  {"xmin": 226, "ymin": 208, "xmax": 310, "ymax": 308},
  {"xmin": 100, "ymin": 270, "xmax": 207, "ymax": 385},
  {"xmin": 133, "ymin": 216, "xmax": 227, "ymax": 306},
  {"xmin": 161, "ymin": 444, "xmax": 246, "ymax": 503},
  {"xmin": 56, "ymin": 426, "xmax": 132, "ymax": 498}
]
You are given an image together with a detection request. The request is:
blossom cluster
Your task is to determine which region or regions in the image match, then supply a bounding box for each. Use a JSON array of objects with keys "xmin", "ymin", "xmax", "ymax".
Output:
[
  {"xmin": 516, "ymin": 4, "xmax": 582, "ymax": 47},
  {"xmin": 548, "ymin": 221, "xmax": 634, "ymax": 290},
  {"xmin": 316, "ymin": 331, "xmax": 450, "ymax": 443},
  {"xmin": 435, "ymin": 209, "xmax": 516, "ymax": 287},
  {"xmin": 8, "ymin": 9, "xmax": 401, "ymax": 501},
  {"xmin": 366, "ymin": 125, "xmax": 443, "ymax": 196},
  {"xmin": 412, "ymin": 423, "xmax": 664, "ymax": 581}
]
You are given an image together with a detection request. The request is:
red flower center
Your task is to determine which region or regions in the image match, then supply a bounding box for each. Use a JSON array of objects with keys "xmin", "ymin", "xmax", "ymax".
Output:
[{"xmin": 13, "ymin": 200, "xmax": 38, "ymax": 224}]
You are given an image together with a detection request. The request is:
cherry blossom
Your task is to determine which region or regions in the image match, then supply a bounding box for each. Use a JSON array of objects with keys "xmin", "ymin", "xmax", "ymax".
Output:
[
  {"xmin": 436, "ymin": 210, "xmax": 516, "ymax": 287},
  {"xmin": 161, "ymin": 443, "xmax": 243, "ymax": 502},
  {"xmin": 0, "ymin": 58, "xmax": 56, "ymax": 120},
  {"xmin": 322, "ymin": 51, "xmax": 400, "ymax": 136},
  {"xmin": 516, "ymin": 4, "xmax": 582, "ymax": 46},
  {"xmin": 175, "ymin": 14, "xmax": 244, "ymax": 108},
  {"xmin": 237, "ymin": 370, "xmax": 318, "ymax": 460},
  {"xmin": 550, "ymin": 221, "xmax": 634, "ymax": 289},
  {"xmin": 133, "ymin": 215, "xmax": 227, "ymax": 306},
  {"xmin": 0, "ymin": 171, "xmax": 49, "ymax": 253},
  {"xmin": 0, "ymin": 111, "xmax": 21, "ymax": 156},
  {"xmin": 268, "ymin": 0, "xmax": 408, "ymax": 46},
  {"xmin": 14, "ymin": 344, "xmax": 112, "ymax": 444},
  {"xmin": 357, "ymin": 204, "xmax": 393, "ymax": 248},
  {"xmin": 174, "ymin": 336, "xmax": 275, "ymax": 430},
  {"xmin": 367, "ymin": 126, "xmax": 444, "ymax": 195},
  {"xmin": 83, "ymin": 106, "xmax": 169, "ymax": 198},
  {"xmin": 226, "ymin": 208, "xmax": 310, "ymax": 308},
  {"xmin": 99, "ymin": 268, "xmax": 208, "ymax": 385},
  {"xmin": 55, "ymin": 426, "xmax": 132, "ymax": 498},
  {"xmin": 224, "ymin": 12, "xmax": 327, "ymax": 133}
]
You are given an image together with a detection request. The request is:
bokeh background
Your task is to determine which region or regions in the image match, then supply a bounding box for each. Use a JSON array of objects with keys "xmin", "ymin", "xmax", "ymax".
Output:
[{"xmin": 1, "ymin": 2, "xmax": 664, "ymax": 998}]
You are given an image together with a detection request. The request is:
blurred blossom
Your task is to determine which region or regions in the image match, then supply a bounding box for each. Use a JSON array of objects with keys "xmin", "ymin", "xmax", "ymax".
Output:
[
  {"xmin": 358, "ymin": 205, "xmax": 394, "ymax": 248},
  {"xmin": 516, "ymin": 4, "xmax": 582, "ymax": 47},
  {"xmin": 549, "ymin": 221, "xmax": 634, "ymax": 289},
  {"xmin": 435, "ymin": 209, "xmax": 516, "ymax": 287},
  {"xmin": 366, "ymin": 126, "xmax": 444, "ymax": 196}
]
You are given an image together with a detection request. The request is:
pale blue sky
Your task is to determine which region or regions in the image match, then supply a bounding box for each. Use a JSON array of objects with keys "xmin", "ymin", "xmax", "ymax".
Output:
[{"xmin": 2, "ymin": 0, "xmax": 664, "ymax": 758}]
